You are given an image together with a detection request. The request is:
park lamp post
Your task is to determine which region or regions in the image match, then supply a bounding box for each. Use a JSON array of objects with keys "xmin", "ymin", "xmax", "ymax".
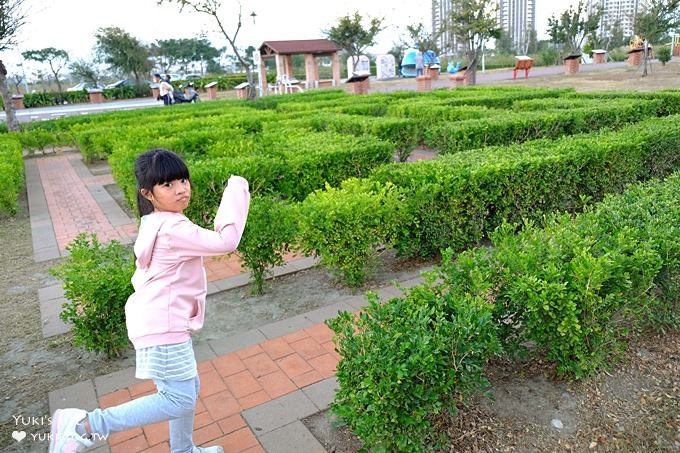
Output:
[{"xmin": 250, "ymin": 11, "xmax": 261, "ymax": 95}]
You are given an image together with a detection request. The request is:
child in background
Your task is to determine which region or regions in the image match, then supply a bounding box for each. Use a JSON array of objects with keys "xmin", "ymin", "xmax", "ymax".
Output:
[{"xmin": 49, "ymin": 148, "xmax": 251, "ymax": 453}]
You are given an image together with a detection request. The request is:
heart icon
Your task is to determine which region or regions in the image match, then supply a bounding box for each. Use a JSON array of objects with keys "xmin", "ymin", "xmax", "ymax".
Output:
[{"xmin": 12, "ymin": 430, "xmax": 26, "ymax": 442}]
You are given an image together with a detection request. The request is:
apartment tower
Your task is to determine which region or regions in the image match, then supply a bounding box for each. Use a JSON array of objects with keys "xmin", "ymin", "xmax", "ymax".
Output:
[
  {"xmin": 598, "ymin": 0, "xmax": 640, "ymax": 38},
  {"xmin": 432, "ymin": 0, "xmax": 536, "ymax": 54},
  {"xmin": 498, "ymin": 0, "xmax": 536, "ymax": 54}
]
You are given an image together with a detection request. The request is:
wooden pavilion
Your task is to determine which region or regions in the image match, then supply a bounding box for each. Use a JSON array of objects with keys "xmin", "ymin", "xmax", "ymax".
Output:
[{"xmin": 256, "ymin": 39, "xmax": 342, "ymax": 94}]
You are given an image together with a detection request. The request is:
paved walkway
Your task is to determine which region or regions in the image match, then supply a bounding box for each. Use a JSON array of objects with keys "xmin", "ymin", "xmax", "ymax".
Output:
[{"xmin": 32, "ymin": 150, "xmax": 426, "ymax": 452}]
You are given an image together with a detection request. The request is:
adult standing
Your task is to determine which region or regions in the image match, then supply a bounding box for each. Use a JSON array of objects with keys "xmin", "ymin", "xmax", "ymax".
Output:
[
  {"xmin": 415, "ymin": 51, "xmax": 424, "ymax": 77},
  {"xmin": 154, "ymin": 73, "xmax": 174, "ymax": 105}
]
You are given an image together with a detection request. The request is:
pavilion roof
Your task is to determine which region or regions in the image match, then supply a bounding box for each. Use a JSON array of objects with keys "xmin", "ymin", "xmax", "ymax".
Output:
[{"xmin": 259, "ymin": 39, "xmax": 341, "ymax": 56}]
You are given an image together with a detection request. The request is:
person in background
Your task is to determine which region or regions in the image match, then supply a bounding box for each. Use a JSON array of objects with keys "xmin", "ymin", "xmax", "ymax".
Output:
[
  {"xmin": 48, "ymin": 148, "xmax": 251, "ymax": 453},
  {"xmin": 154, "ymin": 73, "xmax": 174, "ymax": 105},
  {"xmin": 415, "ymin": 50, "xmax": 424, "ymax": 77}
]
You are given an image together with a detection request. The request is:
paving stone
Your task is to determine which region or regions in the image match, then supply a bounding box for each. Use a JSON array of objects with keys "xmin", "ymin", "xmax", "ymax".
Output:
[
  {"xmin": 209, "ymin": 329, "xmax": 267, "ymax": 356},
  {"xmin": 257, "ymin": 420, "xmax": 326, "ymax": 453},
  {"xmin": 258, "ymin": 314, "xmax": 315, "ymax": 340},
  {"xmin": 49, "ymin": 380, "xmax": 98, "ymax": 412},
  {"xmin": 242, "ymin": 390, "xmax": 317, "ymax": 435},
  {"xmin": 302, "ymin": 377, "xmax": 338, "ymax": 411}
]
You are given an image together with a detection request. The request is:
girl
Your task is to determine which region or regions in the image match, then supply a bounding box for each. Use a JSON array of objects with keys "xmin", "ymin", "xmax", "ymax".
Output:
[{"xmin": 49, "ymin": 148, "xmax": 250, "ymax": 453}]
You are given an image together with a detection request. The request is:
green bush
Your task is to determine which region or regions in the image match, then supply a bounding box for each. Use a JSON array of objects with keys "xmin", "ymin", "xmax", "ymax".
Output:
[
  {"xmin": 328, "ymin": 268, "xmax": 501, "ymax": 451},
  {"xmin": 298, "ymin": 179, "xmax": 403, "ymax": 286},
  {"xmin": 328, "ymin": 172, "xmax": 679, "ymax": 451},
  {"xmin": 657, "ymin": 45, "xmax": 672, "ymax": 65},
  {"xmin": 0, "ymin": 137, "xmax": 25, "ymax": 215},
  {"xmin": 49, "ymin": 233, "xmax": 135, "ymax": 358},
  {"xmin": 237, "ymin": 196, "xmax": 299, "ymax": 294}
]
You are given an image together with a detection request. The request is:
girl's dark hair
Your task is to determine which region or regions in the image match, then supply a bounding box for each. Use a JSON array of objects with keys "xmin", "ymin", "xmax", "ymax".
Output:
[{"xmin": 134, "ymin": 148, "xmax": 191, "ymax": 216}]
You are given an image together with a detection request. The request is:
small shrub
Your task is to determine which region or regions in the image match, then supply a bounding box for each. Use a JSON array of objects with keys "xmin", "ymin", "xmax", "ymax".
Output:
[
  {"xmin": 657, "ymin": 45, "xmax": 672, "ymax": 65},
  {"xmin": 238, "ymin": 196, "xmax": 299, "ymax": 294},
  {"xmin": 49, "ymin": 233, "xmax": 135, "ymax": 358},
  {"xmin": 328, "ymin": 268, "xmax": 501, "ymax": 451},
  {"xmin": 298, "ymin": 179, "xmax": 403, "ymax": 286}
]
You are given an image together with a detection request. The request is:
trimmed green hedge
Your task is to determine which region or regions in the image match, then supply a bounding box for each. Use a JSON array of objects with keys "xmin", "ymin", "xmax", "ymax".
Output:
[
  {"xmin": 0, "ymin": 136, "xmax": 24, "ymax": 215},
  {"xmin": 367, "ymin": 114, "xmax": 680, "ymax": 261},
  {"xmin": 424, "ymin": 98, "xmax": 663, "ymax": 154},
  {"xmin": 328, "ymin": 171, "xmax": 680, "ymax": 450}
]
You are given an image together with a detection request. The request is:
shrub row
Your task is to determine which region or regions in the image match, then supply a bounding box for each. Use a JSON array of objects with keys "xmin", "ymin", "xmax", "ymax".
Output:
[
  {"xmin": 424, "ymin": 98, "xmax": 664, "ymax": 154},
  {"xmin": 0, "ymin": 136, "xmax": 24, "ymax": 214},
  {"xmin": 299, "ymin": 115, "xmax": 680, "ymax": 284},
  {"xmin": 328, "ymin": 171, "xmax": 680, "ymax": 451},
  {"xmin": 108, "ymin": 130, "xmax": 394, "ymax": 219}
]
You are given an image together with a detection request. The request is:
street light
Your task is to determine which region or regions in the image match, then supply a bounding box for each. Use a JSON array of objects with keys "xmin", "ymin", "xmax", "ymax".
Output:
[{"xmin": 250, "ymin": 11, "xmax": 261, "ymax": 95}]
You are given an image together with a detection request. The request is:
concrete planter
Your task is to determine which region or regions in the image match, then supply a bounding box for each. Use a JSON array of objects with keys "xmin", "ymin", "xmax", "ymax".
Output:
[
  {"xmin": 416, "ymin": 75, "xmax": 432, "ymax": 91},
  {"xmin": 88, "ymin": 90, "xmax": 104, "ymax": 104},
  {"xmin": 346, "ymin": 78, "xmax": 369, "ymax": 95},
  {"xmin": 564, "ymin": 55, "xmax": 581, "ymax": 74},
  {"xmin": 11, "ymin": 95, "xmax": 24, "ymax": 109},
  {"xmin": 205, "ymin": 82, "xmax": 218, "ymax": 100}
]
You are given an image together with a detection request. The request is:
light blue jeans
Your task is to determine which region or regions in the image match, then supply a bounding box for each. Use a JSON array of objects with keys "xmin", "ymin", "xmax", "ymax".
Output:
[{"xmin": 87, "ymin": 375, "xmax": 200, "ymax": 453}]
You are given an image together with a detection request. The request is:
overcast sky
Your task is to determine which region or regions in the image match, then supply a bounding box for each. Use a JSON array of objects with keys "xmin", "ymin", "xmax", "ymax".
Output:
[{"xmin": 6, "ymin": 0, "xmax": 574, "ymax": 77}]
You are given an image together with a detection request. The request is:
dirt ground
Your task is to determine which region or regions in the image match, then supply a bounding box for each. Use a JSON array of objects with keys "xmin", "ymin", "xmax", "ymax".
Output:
[
  {"xmin": 303, "ymin": 331, "xmax": 679, "ymax": 453},
  {"xmin": 2, "ymin": 62, "xmax": 680, "ymax": 452}
]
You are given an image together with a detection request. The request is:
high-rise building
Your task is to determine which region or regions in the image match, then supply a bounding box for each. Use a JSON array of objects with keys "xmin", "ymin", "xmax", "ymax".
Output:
[
  {"xmin": 432, "ymin": 0, "xmax": 536, "ymax": 54},
  {"xmin": 432, "ymin": 0, "xmax": 455, "ymax": 53},
  {"xmin": 498, "ymin": 0, "xmax": 536, "ymax": 53},
  {"xmin": 597, "ymin": 0, "xmax": 640, "ymax": 38}
]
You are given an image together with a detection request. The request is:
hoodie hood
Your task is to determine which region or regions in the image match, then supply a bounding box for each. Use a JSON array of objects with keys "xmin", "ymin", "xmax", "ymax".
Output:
[{"xmin": 134, "ymin": 212, "xmax": 179, "ymax": 270}]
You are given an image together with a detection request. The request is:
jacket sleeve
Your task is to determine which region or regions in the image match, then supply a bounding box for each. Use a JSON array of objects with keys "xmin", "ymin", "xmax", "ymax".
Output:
[
  {"xmin": 165, "ymin": 176, "xmax": 250, "ymax": 258},
  {"xmin": 215, "ymin": 175, "xmax": 250, "ymax": 238}
]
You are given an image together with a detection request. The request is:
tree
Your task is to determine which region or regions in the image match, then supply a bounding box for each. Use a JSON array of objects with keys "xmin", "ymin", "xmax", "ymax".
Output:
[
  {"xmin": 635, "ymin": 0, "xmax": 680, "ymax": 44},
  {"xmin": 69, "ymin": 59, "xmax": 102, "ymax": 87},
  {"xmin": 399, "ymin": 22, "xmax": 439, "ymax": 53},
  {"xmin": 154, "ymin": 36, "xmax": 220, "ymax": 75},
  {"xmin": 0, "ymin": 0, "xmax": 27, "ymax": 132},
  {"xmin": 446, "ymin": 0, "xmax": 501, "ymax": 85},
  {"xmin": 94, "ymin": 27, "xmax": 152, "ymax": 83},
  {"xmin": 158, "ymin": 0, "xmax": 257, "ymax": 98},
  {"xmin": 22, "ymin": 48, "xmax": 70, "ymax": 95},
  {"xmin": 634, "ymin": 0, "xmax": 680, "ymax": 76},
  {"xmin": 495, "ymin": 28, "xmax": 516, "ymax": 55},
  {"xmin": 547, "ymin": 1, "xmax": 603, "ymax": 58},
  {"xmin": 324, "ymin": 11, "xmax": 384, "ymax": 75}
]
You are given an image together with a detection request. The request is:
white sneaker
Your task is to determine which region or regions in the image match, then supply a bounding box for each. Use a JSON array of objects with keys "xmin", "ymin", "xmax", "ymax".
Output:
[
  {"xmin": 194, "ymin": 446, "xmax": 224, "ymax": 453},
  {"xmin": 49, "ymin": 408, "xmax": 95, "ymax": 453}
]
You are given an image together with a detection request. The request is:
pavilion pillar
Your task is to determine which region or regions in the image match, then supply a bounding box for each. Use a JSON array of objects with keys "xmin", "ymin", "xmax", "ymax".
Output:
[
  {"xmin": 305, "ymin": 54, "xmax": 319, "ymax": 88},
  {"xmin": 275, "ymin": 55, "xmax": 286, "ymax": 77},
  {"xmin": 283, "ymin": 55, "xmax": 294, "ymax": 77},
  {"xmin": 331, "ymin": 52, "xmax": 341, "ymax": 86},
  {"xmin": 259, "ymin": 61, "xmax": 267, "ymax": 93}
]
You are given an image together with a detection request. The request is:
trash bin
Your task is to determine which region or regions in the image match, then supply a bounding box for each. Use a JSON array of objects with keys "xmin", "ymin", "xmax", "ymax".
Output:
[
  {"xmin": 416, "ymin": 75, "xmax": 431, "ymax": 91},
  {"xmin": 11, "ymin": 95, "xmax": 24, "ymax": 109},
  {"xmin": 345, "ymin": 73, "xmax": 370, "ymax": 95},
  {"xmin": 88, "ymin": 89, "xmax": 104, "ymax": 104},
  {"xmin": 564, "ymin": 54, "xmax": 582, "ymax": 74},
  {"xmin": 234, "ymin": 82, "xmax": 249, "ymax": 99},
  {"xmin": 592, "ymin": 49, "xmax": 607, "ymax": 64},
  {"xmin": 205, "ymin": 81, "xmax": 218, "ymax": 100}
]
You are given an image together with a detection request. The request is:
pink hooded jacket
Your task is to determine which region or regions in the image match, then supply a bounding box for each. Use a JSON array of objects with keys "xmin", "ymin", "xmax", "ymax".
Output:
[{"xmin": 125, "ymin": 176, "xmax": 250, "ymax": 349}]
